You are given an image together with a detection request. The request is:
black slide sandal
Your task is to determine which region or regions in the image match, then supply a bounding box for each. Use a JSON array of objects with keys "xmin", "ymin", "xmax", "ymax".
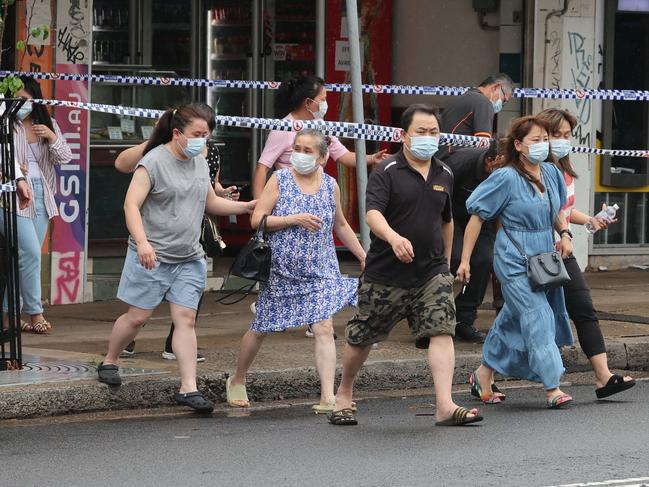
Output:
[
  {"xmin": 328, "ymin": 408, "xmax": 358, "ymax": 426},
  {"xmin": 97, "ymin": 363, "xmax": 122, "ymax": 386},
  {"xmin": 595, "ymin": 375, "xmax": 636, "ymax": 399},
  {"xmin": 175, "ymin": 391, "xmax": 214, "ymax": 413}
]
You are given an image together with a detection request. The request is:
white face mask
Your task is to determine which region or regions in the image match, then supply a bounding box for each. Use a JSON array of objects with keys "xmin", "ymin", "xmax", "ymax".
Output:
[
  {"xmin": 290, "ymin": 151, "xmax": 318, "ymax": 174},
  {"xmin": 307, "ymin": 99, "xmax": 328, "ymax": 119}
]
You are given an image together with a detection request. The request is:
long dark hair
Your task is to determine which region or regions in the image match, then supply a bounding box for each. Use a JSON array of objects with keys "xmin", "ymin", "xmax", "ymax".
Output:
[
  {"xmin": 499, "ymin": 115, "xmax": 550, "ymax": 193},
  {"xmin": 143, "ymin": 104, "xmax": 208, "ymax": 156},
  {"xmin": 276, "ymin": 75, "xmax": 325, "ymax": 115},
  {"xmin": 537, "ymin": 108, "xmax": 578, "ymax": 178},
  {"xmin": 18, "ymin": 76, "xmax": 54, "ymax": 133}
]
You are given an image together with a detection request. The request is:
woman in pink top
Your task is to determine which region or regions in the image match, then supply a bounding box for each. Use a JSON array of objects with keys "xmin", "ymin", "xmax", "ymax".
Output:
[
  {"xmin": 252, "ymin": 75, "xmax": 388, "ymax": 198},
  {"xmin": 539, "ymin": 108, "xmax": 635, "ymax": 399}
]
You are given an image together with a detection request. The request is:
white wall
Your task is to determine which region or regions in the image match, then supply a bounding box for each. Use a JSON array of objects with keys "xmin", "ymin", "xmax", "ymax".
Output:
[
  {"xmin": 391, "ymin": 0, "xmax": 500, "ymax": 109},
  {"xmin": 532, "ymin": 0, "xmax": 603, "ymax": 270}
]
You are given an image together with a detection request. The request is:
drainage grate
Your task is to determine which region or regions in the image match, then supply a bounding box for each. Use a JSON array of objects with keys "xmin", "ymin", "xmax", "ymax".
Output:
[
  {"xmin": 22, "ymin": 363, "xmax": 93, "ymax": 373},
  {"xmin": 0, "ymin": 354, "xmax": 168, "ymax": 387}
]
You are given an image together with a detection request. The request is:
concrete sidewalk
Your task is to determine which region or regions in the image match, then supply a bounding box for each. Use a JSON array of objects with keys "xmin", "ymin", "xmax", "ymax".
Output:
[{"xmin": 1, "ymin": 268, "xmax": 648, "ymax": 419}]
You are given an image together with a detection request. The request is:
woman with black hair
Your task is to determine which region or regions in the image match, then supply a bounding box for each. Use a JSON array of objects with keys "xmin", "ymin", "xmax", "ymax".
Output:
[
  {"xmin": 0, "ymin": 76, "xmax": 73, "ymax": 334},
  {"xmin": 251, "ymin": 74, "xmax": 388, "ymax": 199},
  {"xmin": 97, "ymin": 104, "xmax": 256, "ymax": 413},
  {"xmin": 114, "ymin": 103, "xmax": 237, "ymax": 362},
  {"xmin": 457, "ymin": 116, "xmax": 575, "ymax": 409}
]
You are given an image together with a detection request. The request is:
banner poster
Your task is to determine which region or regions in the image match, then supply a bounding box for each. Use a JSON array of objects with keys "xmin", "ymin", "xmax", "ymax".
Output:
[{"xmin": 50, "ymin": 0, "xmax": 91, "ymax": 304}]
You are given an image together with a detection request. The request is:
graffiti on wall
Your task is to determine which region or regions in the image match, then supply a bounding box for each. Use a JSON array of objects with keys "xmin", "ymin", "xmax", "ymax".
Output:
[
  {"xmin": 567, "ymin": 31, "xmax": 593, "ymax": 145},
  {"xmin": 548, "ymin": 29, "xmax": 562, "ymax": 90}
]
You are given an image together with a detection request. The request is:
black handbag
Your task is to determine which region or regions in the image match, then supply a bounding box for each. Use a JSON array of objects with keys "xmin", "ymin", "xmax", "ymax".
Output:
[
  {"xmin": 501, "ymin": 173, "xmax": 571, "ymax": 292},
  {"xmin": 200, "ymin": 215, "xmax": 225, "ymax": 258},
  {"xmin": 216, "ymin": 215, "xmax": 272, "ymax": 305}
]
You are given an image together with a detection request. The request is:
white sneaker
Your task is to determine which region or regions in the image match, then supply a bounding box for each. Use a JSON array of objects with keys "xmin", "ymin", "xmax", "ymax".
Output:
[
  {"xmin": 305, "ymin": 325, "xmax": 314, "ymax": 338},
  {"xmin": 162, "ymin": 351, "xmax": 206, "ymax": 363},
  {"xmin": 250, "ymin": 302, "xmax": 256, "ymax": 315}
]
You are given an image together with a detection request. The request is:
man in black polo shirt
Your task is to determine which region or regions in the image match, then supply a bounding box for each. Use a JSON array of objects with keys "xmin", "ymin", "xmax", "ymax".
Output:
[
  {"xmin": 329, "ymin": 104, "xmax": 483, "ymax": 427},
  {"xmin": 446, "ymin": 143, "xmax": 499, "ymax": 343}
]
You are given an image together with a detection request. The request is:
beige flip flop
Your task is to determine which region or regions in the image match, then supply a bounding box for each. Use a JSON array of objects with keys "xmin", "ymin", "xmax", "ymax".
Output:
[
  {"xmin": 226, "ymin": 377, "xmax": 250, "ymax": 407},
  {"xmin": 312, "ymin": 403, "xmax": 335, "ymax": 414},
  {"xmin": 312, "ymin": 401, "xmax": 357, "ymax": 414}
]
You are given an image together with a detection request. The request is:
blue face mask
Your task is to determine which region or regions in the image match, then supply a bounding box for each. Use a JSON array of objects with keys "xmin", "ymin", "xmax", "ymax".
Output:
[
  {"xmin": 550, "ymin": 139, "xmax": 572, "ymax": 159},
  {"xmin": 406, "ymin": 135, "xmax": 439, "ymax": 160},
  {"xmin": 523, "ymin": 142, "xmax": 549, "ymax": 165},
  {"xmin": 290, "ymin": 151, "xmax": 318, "ymax": 174},
  {"xmin": 16, "ymin": 100, "xmax": 33, "ymax": 121},
  {"xmin": 178, "ymin": 134, "xmax": 206, "ymax": 158},
  {"xmin": 492, "ymin": 98, "xmax": 503, "ymax": 114}
]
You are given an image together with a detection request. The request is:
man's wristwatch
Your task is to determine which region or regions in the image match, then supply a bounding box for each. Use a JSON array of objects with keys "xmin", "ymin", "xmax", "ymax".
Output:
[
  {"xmin": 559, "ymin": 229, "xmax": 573, "ymax": 239},
  {"xmin": 15, "ymin": 177, "xmax": 26, "ymax": 183}
]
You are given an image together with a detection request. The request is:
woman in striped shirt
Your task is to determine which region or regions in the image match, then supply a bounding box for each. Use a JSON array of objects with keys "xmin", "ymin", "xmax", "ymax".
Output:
[
  {"xmin": 539, "ymin": 108, "xmax": 635, "ymax": 399},
  {"xmin": 1, "ymin": 76, "xmax": 73, "ymax": 334}
]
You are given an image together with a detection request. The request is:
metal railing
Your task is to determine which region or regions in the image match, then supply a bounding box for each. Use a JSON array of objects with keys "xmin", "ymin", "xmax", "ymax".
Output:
[{"xmin": 0, "ymin": 98, "xmax": 24, "ymax": 370}]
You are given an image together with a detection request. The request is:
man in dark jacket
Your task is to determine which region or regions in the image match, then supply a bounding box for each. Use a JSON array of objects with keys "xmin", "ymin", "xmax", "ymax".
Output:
[{"xmin": 446, "ymin": 141, "xmax": 499, "ymax": 342}]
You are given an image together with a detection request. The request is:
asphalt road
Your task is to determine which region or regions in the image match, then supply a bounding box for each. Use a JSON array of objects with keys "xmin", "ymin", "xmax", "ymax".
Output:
[{"xmin": 2, "ymin": 382, "xmax": 648, "ymax": 487}]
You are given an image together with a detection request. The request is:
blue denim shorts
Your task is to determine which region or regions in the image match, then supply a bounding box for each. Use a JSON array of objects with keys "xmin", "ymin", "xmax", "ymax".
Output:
[{"xmin": 117, "ymin": 248, "xmax": 207, "ymax": 310}]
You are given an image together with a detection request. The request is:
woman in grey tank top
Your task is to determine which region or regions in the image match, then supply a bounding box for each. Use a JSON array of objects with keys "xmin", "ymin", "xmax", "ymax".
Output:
[{"xmin": 97, "ymin": 104, "xmax": 256, "ymax": 413}]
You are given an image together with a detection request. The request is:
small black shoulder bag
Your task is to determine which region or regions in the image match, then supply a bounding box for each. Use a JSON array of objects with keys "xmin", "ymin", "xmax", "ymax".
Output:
[{"xmin": 216, "ymin": 215, "xmax": 272, "ymax": 305}]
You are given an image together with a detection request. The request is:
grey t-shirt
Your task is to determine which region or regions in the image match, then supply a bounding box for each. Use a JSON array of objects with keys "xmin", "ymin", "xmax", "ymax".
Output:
[{"xmin": 127, "ymin": 144, "xmax": 210, "ymax": 263}]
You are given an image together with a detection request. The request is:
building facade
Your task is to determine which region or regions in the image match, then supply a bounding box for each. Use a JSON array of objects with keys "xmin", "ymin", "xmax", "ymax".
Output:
[{"xmin": 4, "ymin": 0, "xmax": 647, "ymax": 303}]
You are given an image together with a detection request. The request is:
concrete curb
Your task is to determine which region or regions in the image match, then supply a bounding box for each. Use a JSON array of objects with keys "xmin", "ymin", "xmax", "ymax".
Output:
[{"xmin": 0, "ymin": 341, "xmax": 646, "ymax": 420}]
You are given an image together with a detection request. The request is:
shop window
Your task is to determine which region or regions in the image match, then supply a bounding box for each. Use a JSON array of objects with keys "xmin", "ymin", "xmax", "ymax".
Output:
[
  {"xmin": 601, "ymin": 3, "xmax": 649, "ymax": 188},
  {"xmin": 593, "ymin": 192, "xmax": 649, "ymax": 247}
]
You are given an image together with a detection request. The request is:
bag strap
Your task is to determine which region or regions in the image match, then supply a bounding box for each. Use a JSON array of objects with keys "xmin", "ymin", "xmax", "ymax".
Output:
[
  {"xmin": 254, "ymin": 215, "xmax": 269, "ymax": 240},
  {"xmin": 214, "ymin": 281, "xmax": 256, "ymax": 305},
  {"xmin": 214, "ymin": 270, "xmax": 257, "ymax": 305},
  {"xmin": 501, "ymin": 169, "xmax": 555, "ymax": 264},
  {"xmin": 501, "ymin": 224, "xmax": 528, "ymax": 263}
]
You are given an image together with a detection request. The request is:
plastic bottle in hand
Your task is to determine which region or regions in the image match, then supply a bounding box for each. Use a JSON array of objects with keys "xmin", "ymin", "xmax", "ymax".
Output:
[{"xmin": 585, "ymin": 204, "xmax": 619, "ymax": 234}]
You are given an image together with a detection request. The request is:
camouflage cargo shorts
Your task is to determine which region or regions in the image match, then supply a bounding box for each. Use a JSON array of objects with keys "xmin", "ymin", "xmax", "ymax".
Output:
[{"xmin": 346, "ymin": 273, "xmax": 456, "ymax": 349}]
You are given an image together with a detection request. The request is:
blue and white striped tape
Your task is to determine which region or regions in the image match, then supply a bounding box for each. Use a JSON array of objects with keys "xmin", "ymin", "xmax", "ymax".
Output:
[
  {"xmin": 1, "ymin": 181, "xmax": 16, "ymax": 193},
  {"xmin": 5, "ymin": 70, "xmax": 649, "ymax": 101},
  {"xmin": 30, "ymin": 98, "xmax": 649, "ymax": 158}
]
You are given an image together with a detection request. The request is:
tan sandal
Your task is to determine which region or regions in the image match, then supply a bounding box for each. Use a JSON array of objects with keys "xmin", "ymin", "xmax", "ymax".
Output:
[
  {"xmin": 21, "ymin": 320, "xmax": 34, "ymax": 333},
  {"xmin": 226, "ymin": 377, "xmax": 249, "ymax": 407},
  {"xmin": 31, "ymin": 319, "xmax": 50, "ymax": 334}
]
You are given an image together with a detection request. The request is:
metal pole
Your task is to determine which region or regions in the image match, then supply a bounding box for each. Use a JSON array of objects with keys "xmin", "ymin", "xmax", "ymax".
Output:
[
  {"xmin": 345, "ymin": 0, "xmax": 370, "ymax": 249},
  {"xmin": 315, "ymin": 0, "xmax": 325, "ymax": 78}
]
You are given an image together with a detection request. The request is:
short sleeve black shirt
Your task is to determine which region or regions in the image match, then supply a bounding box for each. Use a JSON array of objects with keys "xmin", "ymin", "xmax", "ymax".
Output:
[
  {"xmin": 365, "ymin": 150, "xmax": 454, "ymax": 288},
  {"xmin": 437, "ymin": 88, "xmax": 495, "ymax": 161}
]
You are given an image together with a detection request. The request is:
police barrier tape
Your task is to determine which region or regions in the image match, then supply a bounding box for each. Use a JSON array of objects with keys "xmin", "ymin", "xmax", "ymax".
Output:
[
  {"xmin": 1, "ymin": 182, "xmax": 16, "ymax": 193},
  {"xmin": 4, "ymin": 70, "xmax": 649, "ymax": 101},
  {"xmin": 31, "ymin": 98, "xmax": 649, "ymax": 158}
]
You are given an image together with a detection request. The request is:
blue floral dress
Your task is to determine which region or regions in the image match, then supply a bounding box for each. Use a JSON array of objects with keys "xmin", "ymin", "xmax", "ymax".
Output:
[
  {"xmin": 466, "ymin": 163, "xmax": 573, "ymax": 389},
  {"xmin": 251, "ymin": 169, "xmax": 358, "ymax": 332}
]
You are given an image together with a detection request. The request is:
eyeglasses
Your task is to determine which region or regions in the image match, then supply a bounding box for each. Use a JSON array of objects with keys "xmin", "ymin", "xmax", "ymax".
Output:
[{"xmin": 499, "ymin": 86, "xmax": 510, "ymax": 104}]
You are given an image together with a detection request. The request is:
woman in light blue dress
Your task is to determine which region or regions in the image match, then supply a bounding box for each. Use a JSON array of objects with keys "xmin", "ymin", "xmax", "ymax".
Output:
[
  {"xmin": 456, "ymin": 115, "xmax": 574, "ymax": 409},
  {"xmin": 227, "ymin": 128, "xmax": 366, "ymax": 412}
]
